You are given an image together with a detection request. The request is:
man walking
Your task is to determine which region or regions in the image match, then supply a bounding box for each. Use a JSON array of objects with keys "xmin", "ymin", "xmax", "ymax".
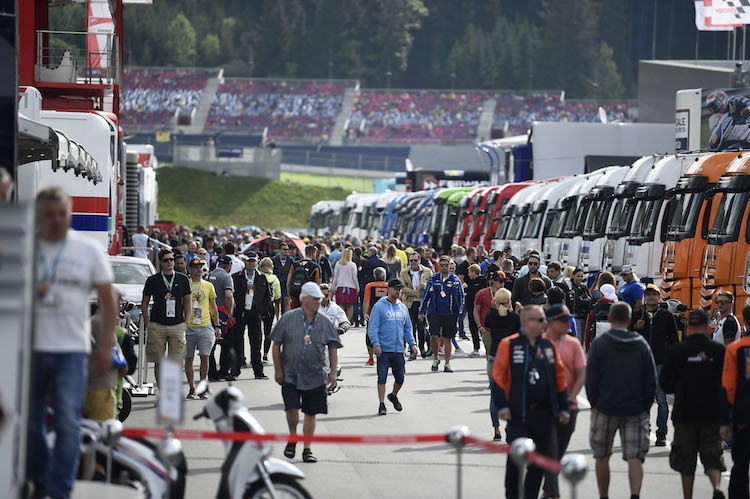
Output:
[
  {"xmin": 660, "ymin": 309, "xmax": 726, "ymax": 499},
  {"xmin": 542, "ymin": 304, "xmax": 586, "ymax": 499},
  {"xmin": 368, "ymin": 279, "xmax": 419, "ymax": 415},
  {"xmin": 363, "ymin": 267, "xmax": 389, "ymax": 365},
  {"xmin": 456, "ymin": 247, "xmax": 478, "ymax": 339},
  {"xmin": 587, "ymin": 302, "xmax": 656, "ymax": 499},
  {"xmin": 208, "ymin": 255, "xmax": 234, "ymax": 380},
  {"xmin": 132, "ymin": 225, "xmax": 150, "ymax": 260},
  {"xmin": 272, "ymin": 282, "xmax": 342, "ymax": 463},
  {"xmin": 230, "ymin": 252, "xmax": 270, "ymax": 380},
  {"xmin": 511, "ymin": 253, "xmax": 552, "ymax": 306},
  {"xmin": 419, "ymin": 255, "xmax": 464, "ymax": 373},
  {"xmin": 619, "ymin": 264, "xmax": 644, "ymax": 310},
  {"xmin": 721, "ymin": 316, "xmax": 750, "ymax": 499},
  {"xmin": 184, "ymin": 259, "xmax": 221, "ymax": 399},
  {"xmin": 630, "ymin": 283, "xmax": 679, "ymax": 446},
  {"xmin": 272, "ymin": 243, "xmax": 294, "ymax": 312},
  {"xmin": 399, "ymin": 251, "xmax": 432, "ymax": 358},
  {"xmin": 492, "ymin": 305, "xmax": 570, "ymax": 499},
  {"xmin": 463, "ymin": 263, "xmax": 487, "ymax": 357},
  {"xmin": 712, "ymin": 291, "xmax": 741, "ymax": 346},
  {"xmin": 287, "ymin": 245, "xmax": 322, "ymax": 310},
  {"xmin": 142, "ymin": 248, "xmax": 191, "ymax": 385},
  {"xmin": 28, "ymin": 187, "xmax": 117, "ymax": 499}
]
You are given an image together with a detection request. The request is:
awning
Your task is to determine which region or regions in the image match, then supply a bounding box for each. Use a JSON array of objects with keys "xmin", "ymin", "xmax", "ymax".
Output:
[{"xmin": 18, "ymin": 114, "xmax": 101, "ymax": 184}]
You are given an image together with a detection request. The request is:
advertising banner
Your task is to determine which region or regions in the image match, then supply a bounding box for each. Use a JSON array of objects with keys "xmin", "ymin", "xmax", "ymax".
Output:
[
  {"xmin": 86, "ymin": 0, "xmax": 114, "ymax": 69},
  {"xmin": 701, "ymin": 88, "xmax": 750, "ymax": 151}
]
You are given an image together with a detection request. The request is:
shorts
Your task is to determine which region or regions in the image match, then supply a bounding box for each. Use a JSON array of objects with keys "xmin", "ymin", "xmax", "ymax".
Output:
[
  {"xmin": 146, "ymin": 322, "xmax": 187, "ymax": 362},
  {"xmin": 428, "ymin": 313, "xmax": 458, "ymax": 338},
  {"xmin": 481, "ymin": 329, "xmax": 492, "ymax": 355},
  {"xmin": 669, "ymin": 422, "xmax": 726, "ymax": 475},
  {"xmin": 376, "ymin": 351, "xmax": 406, "ymax": 384},
  {"xmin": 590, "ymin": 408, "xmax": 650, "ymax": 461},
  {"xmin": 185, "ymin": 325, "xmax": 215, "ymax": 357},
  {"xmin": 281, "ymin": 383, "xmax": 328, "ymax": 415},
  {"xmin": 83, "ymin": 387, "xmax": 117, "ymax": 421}
]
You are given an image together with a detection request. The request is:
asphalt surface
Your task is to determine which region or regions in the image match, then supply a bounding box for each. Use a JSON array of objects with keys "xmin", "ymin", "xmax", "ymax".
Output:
[{"xmin": 127, "ymin": 325, "xmax": 731, "ymax": 499}]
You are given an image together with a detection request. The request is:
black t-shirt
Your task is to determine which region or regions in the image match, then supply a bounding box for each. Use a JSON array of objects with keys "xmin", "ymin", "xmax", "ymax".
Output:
[
  {"xmin": 485, "ymin": 309, "xmax": 521, "ymax": 356},
  {"xmin": 143, "ymin": 271, "xmax": 191, "ymax": 325},
  {"xmin": 465, "ymin": 275, "xmax": 488, "ymax": 303},
  {"xmin": 526, "ymin": 343, "xmax": 551, "ymax": 406}
]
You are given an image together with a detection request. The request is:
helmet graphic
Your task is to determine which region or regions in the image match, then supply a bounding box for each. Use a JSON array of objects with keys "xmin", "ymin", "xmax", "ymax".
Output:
[{"xmin": 706, "ymin": 90, "xmax": 729, "ymax": 115}]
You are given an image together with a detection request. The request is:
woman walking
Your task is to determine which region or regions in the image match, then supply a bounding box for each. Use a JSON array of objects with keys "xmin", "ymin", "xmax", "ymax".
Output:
[{"xmin": 332, "ymin": 248, "xmax": 359, "ymax": 323}]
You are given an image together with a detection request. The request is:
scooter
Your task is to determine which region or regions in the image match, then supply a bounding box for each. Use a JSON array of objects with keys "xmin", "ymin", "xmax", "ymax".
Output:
[{"xmin": 193, "ymin": 380, "xmax": 311, "ymax": 499}]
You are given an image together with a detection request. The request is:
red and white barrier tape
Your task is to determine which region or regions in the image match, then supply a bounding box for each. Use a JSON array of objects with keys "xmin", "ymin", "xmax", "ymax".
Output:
[{"xmin": 121, "ymin": 428, "xmax": 560, "ymax": 472}]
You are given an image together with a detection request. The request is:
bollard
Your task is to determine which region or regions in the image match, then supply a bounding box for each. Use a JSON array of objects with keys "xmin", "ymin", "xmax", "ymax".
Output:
[
  {"xmin": 510, "ymin": 437, "xmax": 535, "ymax": 499},
  {"xmin": 560, "ymin": 453, "xmax": 588, "ymax": 499},
  {"xmin": 446, "ymin": 425, "xmax": 470, "ymax": 499}
]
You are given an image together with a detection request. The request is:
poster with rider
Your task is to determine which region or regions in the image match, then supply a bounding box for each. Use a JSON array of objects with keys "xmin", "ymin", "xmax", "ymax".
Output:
[{"xmin": 702, "ymin": 88, "xmax": 750, "ymax": 151}]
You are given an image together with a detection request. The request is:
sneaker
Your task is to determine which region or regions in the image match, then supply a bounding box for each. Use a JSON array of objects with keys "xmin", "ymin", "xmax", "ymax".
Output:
[
  {"xmin": 493, "ymin": 433, "xmax": 503, "ymax": 441},
  {"xmin": 468, "ymin": 351, "xmax": 480, "ymax": 358},
  {"xmin": 713, "ymin": 489, "xmax": 726, "ymax": 499},
  {"xmin": 431, "ymin": 359, "xmax": 440, "ymax": 371},
  {"xmin": 444, "ymin": 363, "xmax": 453, "ymax": 373},
  {"xmin": 425, "ymin": 348, "xmax": 433, "ymax": 357},
  {"xmin": 262, "ymin": 356, "xmax": 269, "ymax": 364},
  {"xmin": 365, "ymin": 359, "xmax": 374, "ymax": 366},
  {"xmin": 387, "ymin": 393, "xmax": 403, "ymax": 411},
  {"xmin": 407, "ymin": 355, "xmax": 417, "ymax": 361},
  {"xmin": 378, "ymin": 403, "xmax": 387, "ymax": 415},
  {"xmin": 255, "ymin": 374, "xmax": 269, "ymax": 380},
  {"xmin": 186, "ymin": 391, "xmax": 196, "ymax": 399},
  {"xmin": 458, "ymin": 335, "xmax": 469, "ymax": 340},
  {"xmin": 654, "ymin": 438, "xmax": 667, "ymax": 447},
  {"xmin": 454, "ymin": 347, "xmax": 466, "ymax": 355}
]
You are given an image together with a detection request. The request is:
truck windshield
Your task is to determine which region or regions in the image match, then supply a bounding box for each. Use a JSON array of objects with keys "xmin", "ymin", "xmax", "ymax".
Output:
[
  {"xmin": 561, "ymin": 198, "xmax": 585, "ymax": 237},
  {"xmin": 709, "ymin": 191, "xmax": 749, "ymax": 243},
  {"xmin": 495, "ymin": 216, "xmax": 511, "ymax": 239},
  {"xmin": 507, "ymin": 212, "xmax": 526, "ymax": 240},
  {"xmin": 583, "ymin": 199, "xmax": 612, "ymax": 238},
  {"xmin": 546, "ymin": 210, "xmax": 565, "ymax": 238},
  {"xmin": 668, "ymin": 191, "xmax": 703, "ymax": 239},
  {"xmin": 606, "ymin": 197, "xmax": 637, "ymax": 237},
  {"xmin": 631, "ymin": 199, "xmax": 663, "ymax": 242},
  {"xmin": 455, "ymin": 207, "xmax": 469, "ymax": 237},
  {"xmin": 523, "ymin": 210, "xmax": 544, "ymax": 238}
]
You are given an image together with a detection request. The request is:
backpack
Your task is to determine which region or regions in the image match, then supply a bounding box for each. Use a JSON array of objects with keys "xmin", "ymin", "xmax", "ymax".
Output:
[
  {"xmin": 259, "ymin": 275, "xmax": 274, "ymax": 319},
  {"xmin": 591, "ymin": 300, "xmax": 612, "ymax": 343},
  {"xmin": 289, "ymin": 261, "xmax": 313, "ymax": 298}
]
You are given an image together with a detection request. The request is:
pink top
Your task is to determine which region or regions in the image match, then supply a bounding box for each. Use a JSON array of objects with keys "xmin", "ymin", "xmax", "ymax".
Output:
[{"xmin": 547, "ymin": 333, "xmax": 586, "ymax": 410}]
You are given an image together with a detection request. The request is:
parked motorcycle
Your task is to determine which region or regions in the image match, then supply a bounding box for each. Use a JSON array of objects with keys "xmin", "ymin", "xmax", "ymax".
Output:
[{"xmin": 193, "ymin": 380, "xmax": 311, "ymax": 499}]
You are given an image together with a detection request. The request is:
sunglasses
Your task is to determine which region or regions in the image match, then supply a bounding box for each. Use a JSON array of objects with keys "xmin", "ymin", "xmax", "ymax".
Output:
[
  {"xmin": 528, "ymin": 262, "xmax": 539, "ymax": 265},
  {"xmin": 716, "ymin": 300, "xmax": 730, "ymax": 305},
  {"xmin": 440, "ymin": 263, "xmax": 450, "ymax": 266},
  {"xmin": 409, "ymin": 259, "xmax": 420, "ymax": 262},
  {"xmin": 528, "ymin": 318, "xmax": 546, "ymax": 323},
  {"xmin": 161, "ymin": 258, "xmax": 175, "ymax": 262}
]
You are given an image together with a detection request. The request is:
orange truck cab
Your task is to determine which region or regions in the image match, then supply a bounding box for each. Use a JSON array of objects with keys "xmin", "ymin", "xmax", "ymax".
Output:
[
  {"xmin": 660, "ymin": 152, "xmax": 738, "ymax": 309},
  {"xmin": 699, "ymin": 153, "xmax": 750, "ymax": 318}
]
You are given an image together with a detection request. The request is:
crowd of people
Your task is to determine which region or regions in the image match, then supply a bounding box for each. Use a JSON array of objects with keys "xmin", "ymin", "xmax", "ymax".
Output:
[
  {"xmin": 120, "ymin": 69, "xmax": 212, "ymax": 129},
  {"xmin": 27, "ymin": 187, "xmax": 750, "ymax": 498},
  {"xmin": 492, "ymin": 92, "xmax": 635, "ymax": 136},
  {"xmin": 205, "ymin": 80, "xmax": 345, "ymax": 141}
]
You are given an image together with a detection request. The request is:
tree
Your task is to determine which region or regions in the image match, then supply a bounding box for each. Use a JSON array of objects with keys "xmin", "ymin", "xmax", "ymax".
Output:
[
  {"xmin": 592, "ymin": 41, "xmax": 625, "ymax": 99},
  {"xmin": 199, "ymin": 34, "xmax": 220, "ymax": 67},
  {"xmin": 165, "ymin": 14, "xmax": 197, "ymax": 67}
]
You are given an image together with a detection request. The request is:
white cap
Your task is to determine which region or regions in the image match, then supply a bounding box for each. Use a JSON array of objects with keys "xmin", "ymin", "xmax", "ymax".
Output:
[
  {"xmin": 300, "ymin": 282, "xmax": 324, "ymax": 299},
  {"xmin": 600, "ymin": 284, "xmax": 618, "ymax": 302}
]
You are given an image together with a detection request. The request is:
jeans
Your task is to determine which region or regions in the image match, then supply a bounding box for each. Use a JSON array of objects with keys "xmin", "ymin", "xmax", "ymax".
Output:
[
  {"xmin": 354, "ymin": 300, "xmax": 364, "ymax": 326},
  {"xmin": 543, "ymin": 409, "xmax": 579, "ymax": 497},
  {"xmin": 467, "ymin": 298, "xmax": 480, "ymax": 351},
  {"xmin": 27, "ymin": 352, "xmax": 89, "ymax": 499},
  {"xmin": 655, "ymin": 364, "xmax": 669, "ymax": 439},
  {"xmin": 409, "ymin": 302, "xmax": 427, "ymax": 352},
  {"xmin": 487, "ymin": 356, "xmax": 499, "ymax": 429},
  {"xmin": 458, "ymin": 305, "xmax": 467, "ymax": 335}
]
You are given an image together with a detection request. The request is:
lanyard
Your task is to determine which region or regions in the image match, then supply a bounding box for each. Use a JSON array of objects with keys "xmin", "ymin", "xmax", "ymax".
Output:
[
  {"xmin": 246, "ymin": 270, "xmax": 255, "ymax": 289},
  {"xmin": 161, "ymin": 271, "xmax": 175, "ymax": 293},
  {"xmin": 38, "ymin": 235, "xmax": 68, "ymax": 284},
  {"xmin": 190, "ymin": 279, "xmax": 202, "ymax": 301}
]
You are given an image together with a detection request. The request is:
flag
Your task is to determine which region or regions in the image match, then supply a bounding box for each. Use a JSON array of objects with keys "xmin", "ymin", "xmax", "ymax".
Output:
[
  {"xmin": 696, "ymin": 0, "xmax": 743, "ymax": 30},
  {"xmin": 86, "ymin": 0, "xmax": 115, "ymax": 69}
]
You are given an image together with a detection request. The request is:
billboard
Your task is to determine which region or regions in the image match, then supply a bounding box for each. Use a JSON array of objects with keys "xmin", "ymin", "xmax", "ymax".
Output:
[
  {"xmin": 701, "ymin": 88, "xmax": 750, "ymax": 151},
  {"xmin": 406, "ymin": 170, "xmax": 489, "ymax": 192}
]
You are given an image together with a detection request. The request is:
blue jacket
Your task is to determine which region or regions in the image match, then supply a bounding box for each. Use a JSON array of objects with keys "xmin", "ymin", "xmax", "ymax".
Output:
[
  {"xmin": 368, "ymin": 298, "xmax": 414, "ymax": 352},
  {"xmin": 419, "ymin": 272, "xmax": 464, "ymax": 317}
]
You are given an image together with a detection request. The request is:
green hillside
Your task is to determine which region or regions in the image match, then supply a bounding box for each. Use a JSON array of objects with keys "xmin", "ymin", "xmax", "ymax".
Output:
[{"xmin": 156, "ymin": 168, "xmax": 350, "ymax": 228}]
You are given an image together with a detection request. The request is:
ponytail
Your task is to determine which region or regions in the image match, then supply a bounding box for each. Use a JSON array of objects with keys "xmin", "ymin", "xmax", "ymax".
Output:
[{"xmin": 494, "ymin": 288, "xmax": 512, "ymax": 317}]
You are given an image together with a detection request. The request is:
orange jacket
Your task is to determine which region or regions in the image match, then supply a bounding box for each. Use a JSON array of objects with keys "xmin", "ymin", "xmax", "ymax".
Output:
[{"xmin": 722, "ymin": 335, "xmax": 750, "ymax": 425}]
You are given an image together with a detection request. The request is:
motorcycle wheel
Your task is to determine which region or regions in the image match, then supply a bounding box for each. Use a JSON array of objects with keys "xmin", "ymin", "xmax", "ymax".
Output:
[
  {"xmin": 243, "ymin": 475, "xmax": 312, "ymax": 499},
  {"xmin": 118, "ymin": 388, "xmax": 132, "ymax": 422}
]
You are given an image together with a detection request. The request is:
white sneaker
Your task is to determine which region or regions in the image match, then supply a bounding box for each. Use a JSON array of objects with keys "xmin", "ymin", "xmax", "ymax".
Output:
[
  {"xmin": 454, "ymin": 347, "xmax": 466, "ymax": 355},
  {"xmin": 468, "ymin": 351, "xmax": 480, "ymax": 358}
]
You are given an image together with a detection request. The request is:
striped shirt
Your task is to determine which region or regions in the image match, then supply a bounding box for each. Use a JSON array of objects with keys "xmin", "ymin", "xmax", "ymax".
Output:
[{"xmin": 270, "ymin": 307, "xmax": 343, "ymax": 390}]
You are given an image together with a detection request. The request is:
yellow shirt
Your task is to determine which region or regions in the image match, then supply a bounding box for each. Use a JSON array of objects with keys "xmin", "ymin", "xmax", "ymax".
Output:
[
  {"xmin": 188, "ymin": 278, "xmax": 217, "ymax": 327},
  {"xmin": 395, "ymin": 248, "xmax": 408, "ymax": 268}
]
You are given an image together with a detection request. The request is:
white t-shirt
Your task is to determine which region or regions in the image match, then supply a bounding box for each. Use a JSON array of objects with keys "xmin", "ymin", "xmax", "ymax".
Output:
[
  {"xmin": 229, "ymin": 255, "xmax": 244, "ymax": 275},
  {"xmin": 35, "ymin": 230, "xmax": 114, "ymax": 353},
  {"xmin": 132, "ymin": 233, "xmax": 149, "ymax": 259}
]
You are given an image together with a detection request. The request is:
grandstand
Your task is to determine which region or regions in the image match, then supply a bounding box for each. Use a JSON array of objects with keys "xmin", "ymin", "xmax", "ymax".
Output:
[
  {"xmin": 120, "ymin": 68, "xmax": 637, "ymax": 145},
  {"xmin": 120, "ymin": 68, "xmax": 219, "ymax": 130}
]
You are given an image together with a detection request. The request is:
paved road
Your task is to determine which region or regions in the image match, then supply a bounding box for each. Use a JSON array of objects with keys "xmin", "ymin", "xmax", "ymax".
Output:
[{"xmin": 127, "ymin": 326, "xmax": 729, "ymax": 499}]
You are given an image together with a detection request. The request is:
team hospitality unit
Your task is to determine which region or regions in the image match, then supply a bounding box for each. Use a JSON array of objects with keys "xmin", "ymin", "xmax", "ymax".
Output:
[{"xmin": 29, "ymin": 186, "xmax": 750, "ymax": 499}]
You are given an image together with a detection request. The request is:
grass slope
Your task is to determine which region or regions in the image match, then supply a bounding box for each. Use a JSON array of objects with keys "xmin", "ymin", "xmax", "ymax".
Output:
[
  {"xmin": 156, "ymin": 168, "xmax": 350, "ymax": 228},
  {"xmin": 280, "ymin": 172, "xmax": 374, "ymax": 193}
]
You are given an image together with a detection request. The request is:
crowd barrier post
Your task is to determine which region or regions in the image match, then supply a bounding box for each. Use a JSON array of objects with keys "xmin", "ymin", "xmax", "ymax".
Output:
[
  {"xmin": 560, "ymin": 453, "xmax": 588, "ymax": 499},
  {"xmin": 446, "ymin": 425, "xmax": 470, "ymax": 499},
  {"xmin": 510, "ymin": 437, "xmax": 535, "ymax": 499}
]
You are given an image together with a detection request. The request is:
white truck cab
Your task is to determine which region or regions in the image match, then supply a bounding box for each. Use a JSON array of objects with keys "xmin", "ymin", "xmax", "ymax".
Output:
[
  {"xmin": 344, "ymin": 193, "xmax": 380, "ymax": 242},
  {"xmin": 490, "ymin": 183, "xmax": 539, "ymax": 253},
  {"xmin": 625, "ymin": 154, "xmax": 700, "ymax": 282},
  {"xmin": 500, "ymin": 182, "xmax": 552, "ymax": 258}
]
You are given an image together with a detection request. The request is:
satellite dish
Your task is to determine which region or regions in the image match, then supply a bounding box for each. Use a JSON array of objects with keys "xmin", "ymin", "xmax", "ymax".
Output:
[{"xmin": 598, "ymin": 107, "xmax": 608, "ymax": 124}]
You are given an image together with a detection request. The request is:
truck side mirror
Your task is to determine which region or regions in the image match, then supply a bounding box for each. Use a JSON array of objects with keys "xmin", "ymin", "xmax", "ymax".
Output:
[
  {"xmin": 664, "ymin": 188, "xmax": 676, "ymax": 200},
  {"xmin": 704, "ymin": 188, "xmax": 716, "ymax": 200}
]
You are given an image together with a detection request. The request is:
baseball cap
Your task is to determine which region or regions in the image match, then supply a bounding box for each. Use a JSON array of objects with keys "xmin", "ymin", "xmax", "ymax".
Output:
[
  {"xmin": 189, "ymin": 258, "xmax": 206, "ymax": 267},
  {"xmin": 218, "ymin": 255, "xmax": 232, "ymax": 265},
  {"xmin": 489, "ymin": 271, "xmax": 506, "ymax": 281},
  {"xmin": 245, "ymin": 251, "xmax": 259, "ymax": 260},
  {"xmin": 503, "ymin": 245, "xmax": 512, "ymax": 251},
  {"xmin": 387, "ymin": 278, "xmax": 404, "ymax": 288},
  {"xmin": 621, "ymin": 264, "xmax": 634, "ymax": 275},
  {"xmin": 300, "ymin": 282, "xmax": 324, "ymax": 299},
  {"xmin": 545, "ymin": 304, "xmax": 572, "ymax": 322},
  {"xmin": 644, "ymin": 283, "xmax": 660, "ymax": 294},
  {"xmin": 688, "ymin": 308, "xmax": 709, "ymax": 326}
]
